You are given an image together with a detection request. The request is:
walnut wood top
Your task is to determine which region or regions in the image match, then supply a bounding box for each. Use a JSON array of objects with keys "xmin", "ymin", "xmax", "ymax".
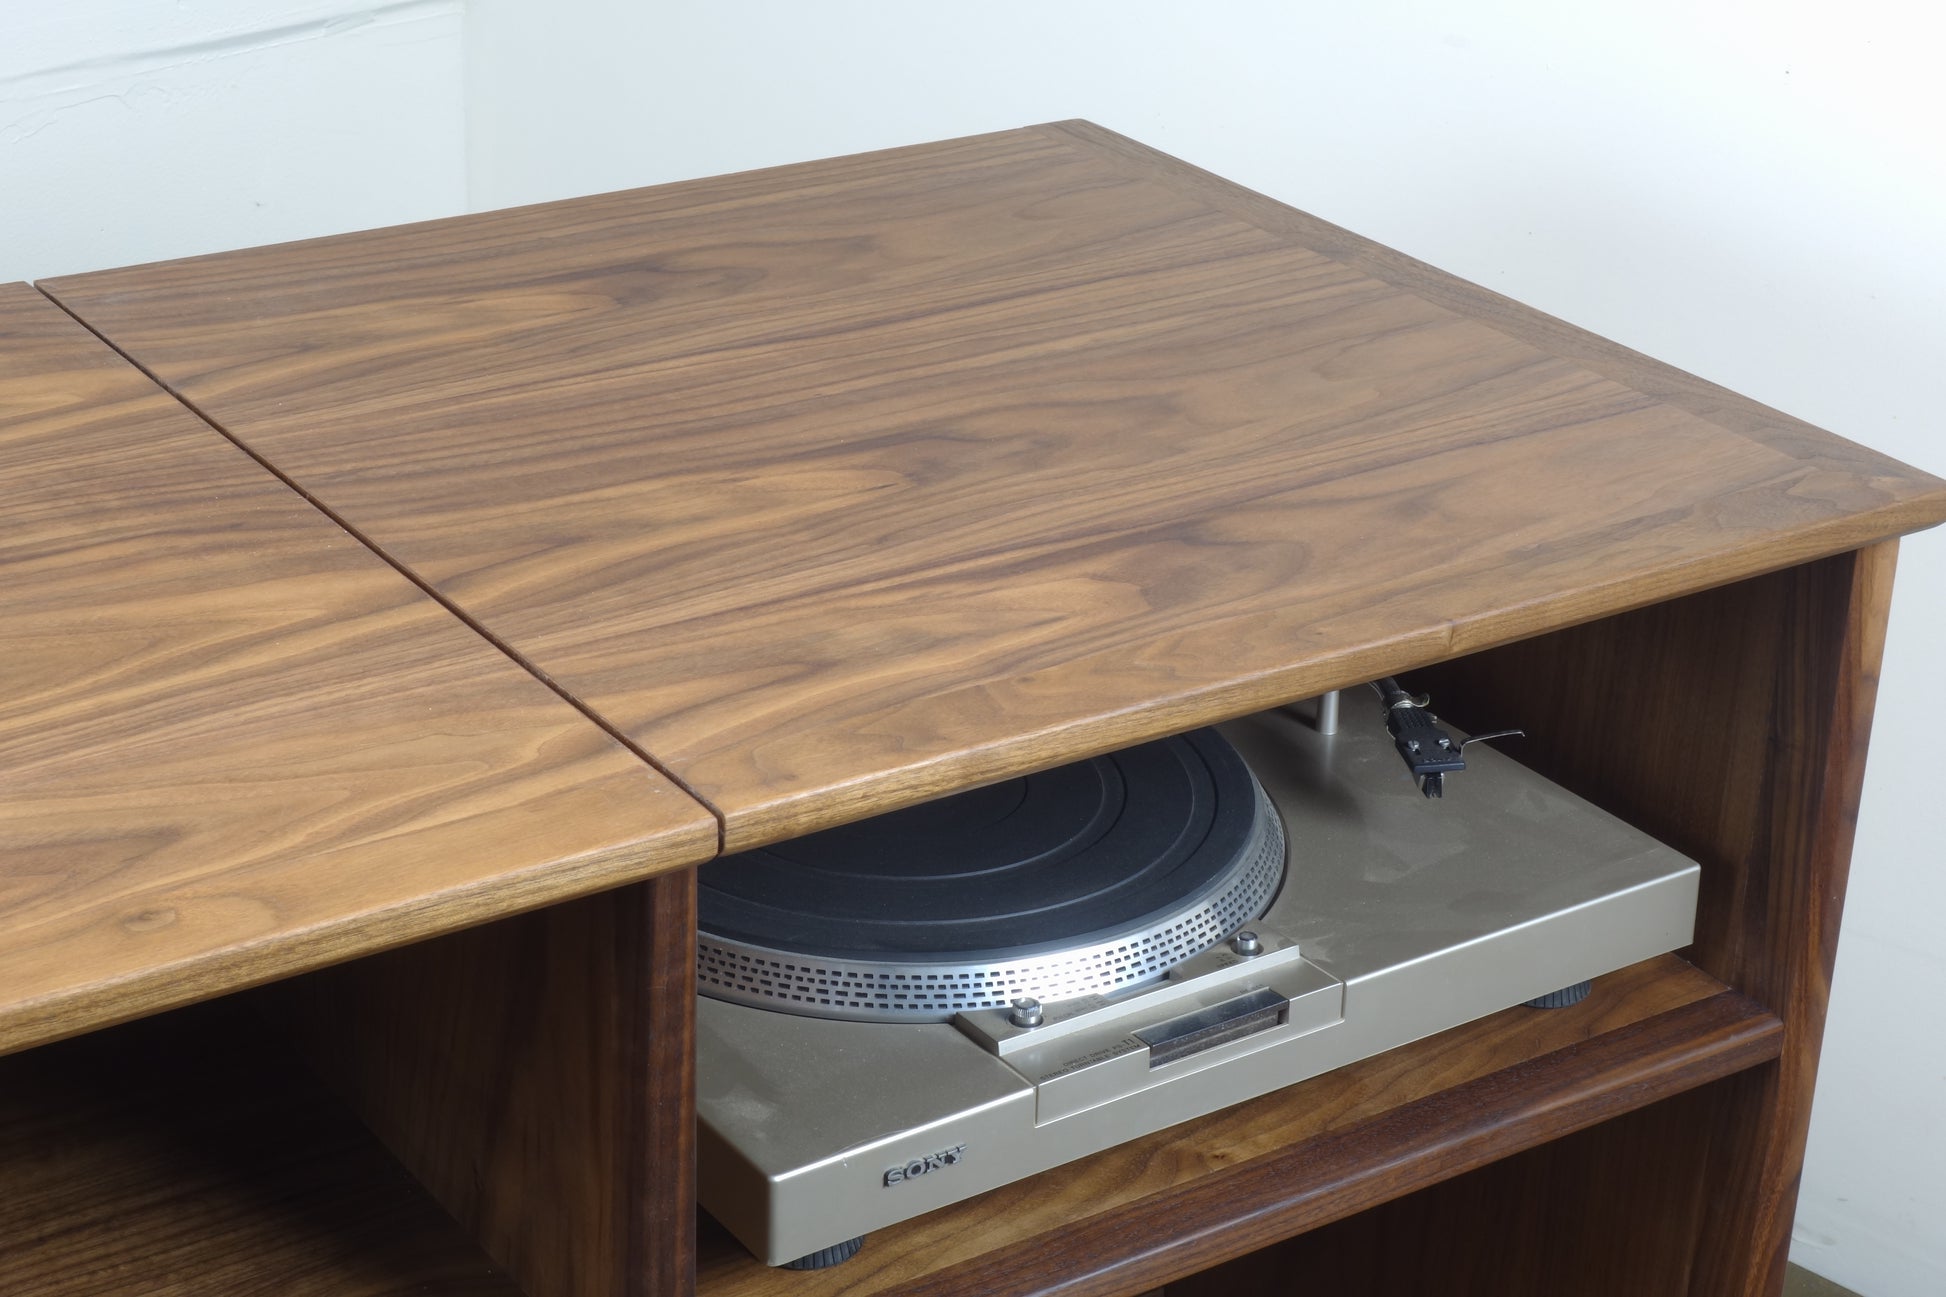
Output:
[
  {"xmin": 46, "ymin": 123, "xmax": 1946, "ymax": 849},
  {"xmin": 0, "ymin": 285, "xmax": 716, "ymax": 1056}
]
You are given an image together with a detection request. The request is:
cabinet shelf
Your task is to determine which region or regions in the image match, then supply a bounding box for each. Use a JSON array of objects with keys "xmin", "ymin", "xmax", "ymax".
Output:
[
  {"xmin": 695, "ymin": 955, "xmax": 1776, "ymax": 1297},
  {"xmin": 0, "ymin": 1001, "xmax": 515, "ymax": 1297},
  {"xmin": 0, "ymin": 955, "xmax": 1772, "ymax": 1297}
]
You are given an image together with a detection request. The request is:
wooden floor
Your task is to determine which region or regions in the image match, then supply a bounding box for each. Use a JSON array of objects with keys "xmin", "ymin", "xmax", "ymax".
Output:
[{"xmin": 1782, "ymin": 1265, "xmax": 1865, "ymax": 1297}]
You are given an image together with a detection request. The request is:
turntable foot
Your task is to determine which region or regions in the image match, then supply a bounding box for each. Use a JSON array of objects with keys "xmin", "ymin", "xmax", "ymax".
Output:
[
  {"xmin": 782, "ymin": 1236, "xmax": 865, "ymax": 1270},
  {"xmin": 1523, "ymin": 981, "xmax": 1593, "ymax": 1009}
]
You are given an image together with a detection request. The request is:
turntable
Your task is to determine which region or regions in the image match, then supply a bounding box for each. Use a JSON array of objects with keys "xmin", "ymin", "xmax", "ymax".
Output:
[{"xmin": 695, "ymin": 689, "xmax": 1700, "ymax": 1268}]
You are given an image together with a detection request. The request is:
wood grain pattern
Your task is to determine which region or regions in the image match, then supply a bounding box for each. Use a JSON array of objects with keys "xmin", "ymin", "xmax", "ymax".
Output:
[
  {"xmin": 20, "ymin": 125, "xmax": 1936, "ymax": 1297},
  {"xmin": 1167, "ymin": 1078, "xmax": 1739, "ymax": 1297},
  {"xmin": 1417, "ymin": 543, "xmax": 1897, "ymax": 1297},
  {"xmin": 271, "ymin": 871, "xmax": 697, "ymax": 1297},
  {"xmin": 696, "ymin": 956, "xmax": 1779, "ymax": 1297},
  {"xmin": 1047, "ymin": 121, "xmax": 1932, "ymax": 490},
  {"xmin": 43, "ymin": 125, "xmax": 1946, "ymax": 851},
  {"xmin": 0, "ymin": 283, "xmax": 717, "ymax": 1057},
  {"xmin": 0, "ymin": 998, "xmax": 518, "ymax": 1296}
]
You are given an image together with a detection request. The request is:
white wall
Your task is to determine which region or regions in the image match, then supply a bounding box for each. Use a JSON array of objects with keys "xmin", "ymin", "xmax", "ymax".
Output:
[
  {"xmin": 0, "ymin": 1, "xmax": 465, "ymax": 282},
  {"xmin": 4, "ymin": 3, "xmax": 1940, "ymax": 1293}
]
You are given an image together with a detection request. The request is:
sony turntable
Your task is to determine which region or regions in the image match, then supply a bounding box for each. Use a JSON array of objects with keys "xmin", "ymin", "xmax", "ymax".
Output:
[{"xmin": 694, "ymin": 687, "xmax": 1700, "ymax": 1269}]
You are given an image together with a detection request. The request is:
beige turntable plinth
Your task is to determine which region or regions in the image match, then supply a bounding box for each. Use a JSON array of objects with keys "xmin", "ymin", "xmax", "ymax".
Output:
[{"xmin": 5, "ymin": 122, "xmax": 1945, "ymax": 1297}]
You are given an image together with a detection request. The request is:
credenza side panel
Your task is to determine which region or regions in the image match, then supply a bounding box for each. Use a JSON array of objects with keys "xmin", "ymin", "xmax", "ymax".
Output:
[
  {"xmin": 268, "ymin": 871, "xmax": 699, "ymax": 1297},
  {"xmin": 1409, "ymin": 544, "xmax": 1896, "ymax": 1296}
]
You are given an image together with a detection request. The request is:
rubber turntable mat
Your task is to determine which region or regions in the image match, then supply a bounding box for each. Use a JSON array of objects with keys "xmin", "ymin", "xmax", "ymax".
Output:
[{"xmin": 698, "ymin": 727, "xmax": 1264, "ymax": 962}]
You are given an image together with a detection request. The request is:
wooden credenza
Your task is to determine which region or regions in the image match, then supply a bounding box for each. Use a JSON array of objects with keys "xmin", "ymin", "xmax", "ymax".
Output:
[{"xmin": 4, "ymin": 123, "xmax": 1943, "ymax": 1297}]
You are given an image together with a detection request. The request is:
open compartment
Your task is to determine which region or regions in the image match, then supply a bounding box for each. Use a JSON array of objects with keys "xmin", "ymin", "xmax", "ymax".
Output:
[{"xmin": 29, "ymin": 546, "xmax": 1859, "ymax": 1297}]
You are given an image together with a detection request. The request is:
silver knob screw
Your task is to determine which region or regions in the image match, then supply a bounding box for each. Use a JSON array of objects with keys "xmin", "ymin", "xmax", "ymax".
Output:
[
  {"xmin": 1230, "ymin": 931, "xmax": 1264, "ymax": 957},
  {"xmin": 1008, "ymin": 997, "xmax": 1044, "ymax": 1028}
]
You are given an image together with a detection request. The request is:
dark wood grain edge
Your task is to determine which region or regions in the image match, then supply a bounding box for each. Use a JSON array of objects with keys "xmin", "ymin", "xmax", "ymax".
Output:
[
  {"xmin": 631, "ymin": 870, "xmax": 700, "ymax": 1297},
  {"xmin": 1039, "ymin": 120, "xmax": 1946, "ymax": 514},
  {"xmin": 901, "ymin": 991, "xmax": 1781, "ymax": 1297},
  {"xmin": 1685, "ymin": 541, "xmax": 1897, "ymax": 1297}
]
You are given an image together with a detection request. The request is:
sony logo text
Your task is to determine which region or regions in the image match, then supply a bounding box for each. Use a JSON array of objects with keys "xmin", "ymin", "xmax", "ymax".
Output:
[{"xmin": 883, "ymin": 1144, "xmax": 967, "ymax": 1187}]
